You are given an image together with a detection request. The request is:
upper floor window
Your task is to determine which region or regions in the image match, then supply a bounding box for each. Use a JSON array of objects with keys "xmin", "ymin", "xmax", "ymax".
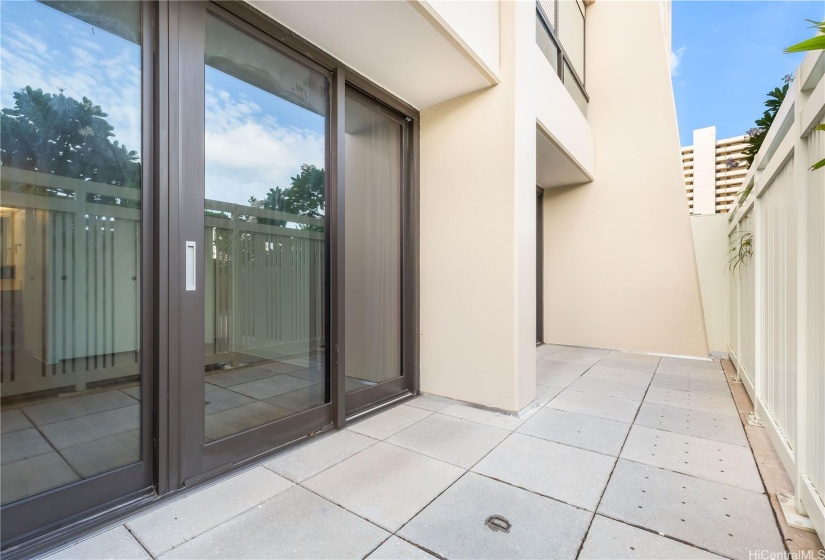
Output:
[{"xmin": 536, "ymin": 0, "xmax": 587, "ymax": 115}]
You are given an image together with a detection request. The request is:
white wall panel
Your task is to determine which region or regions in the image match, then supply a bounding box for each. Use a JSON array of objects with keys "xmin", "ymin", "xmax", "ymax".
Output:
[
  {"xmin": 759, "ymin": 157, "xmax": 797, "ymax": 450},
  {"xmin": 804, "ymin": 121, "xmax": 825, "ymax": 503}
]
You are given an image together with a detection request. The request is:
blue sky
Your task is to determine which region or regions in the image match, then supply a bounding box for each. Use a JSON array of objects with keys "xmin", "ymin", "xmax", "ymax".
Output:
[
  {"xmin": 204, "ymin": 67, "xmax": 325, "ymax": 205},
  {"xmin": 672, "ymin": 1, "xmax": 824, "ymax": 146}
]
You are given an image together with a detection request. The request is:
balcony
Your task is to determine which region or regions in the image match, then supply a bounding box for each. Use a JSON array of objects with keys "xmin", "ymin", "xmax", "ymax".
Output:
[
  {"xmin": 47, "ymin": 345, "xmax": 821, "ymax": 559},
  {"xmin": 536, "ymin": 0, "xmax": 588, "ymax": 116},
  {"xmin": 534, "ymin": 0, "xmax": 594, "ymax": 190}
]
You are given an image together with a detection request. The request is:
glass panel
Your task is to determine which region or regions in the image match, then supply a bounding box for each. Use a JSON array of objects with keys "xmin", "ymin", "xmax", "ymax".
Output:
[
  {"xmin": 563, "ymin": 61, "xmax": 588, "ymax": 116},
  {"xmin": 537, "ymin": 0, "xmax": 557, "ymax": 31},
  {"xmin": 558, "ymin": 0, "xmax": 585, "ymax": 80},
  {"xmin": 203, "ymin": 15, "xmax": 328, "ymax": 442},
  {"xmin": 344, "ymin": 95, "xmax": 402, "ymax": 393},
  {"xmin": 0, "ymin": 0, "xmax": 142, "ymax": 504},
  {"xmin": 536, "ymin": 13, "xmax": 559, "ymax": 73}
]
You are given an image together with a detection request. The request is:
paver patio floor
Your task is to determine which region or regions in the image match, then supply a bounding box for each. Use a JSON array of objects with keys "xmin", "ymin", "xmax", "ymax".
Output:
[{"xmin": 48, "ymin": 345, "xmax": 786, "ymax": 560}]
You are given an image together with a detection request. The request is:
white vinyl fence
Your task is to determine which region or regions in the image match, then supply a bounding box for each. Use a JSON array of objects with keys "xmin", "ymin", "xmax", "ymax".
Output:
[{"xmin": 727, "ymin": 49, "xmax": 825, "ymax": 541}]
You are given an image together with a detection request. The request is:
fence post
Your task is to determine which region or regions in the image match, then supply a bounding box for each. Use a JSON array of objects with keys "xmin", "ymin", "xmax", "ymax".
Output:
[
  {"xmin": 752, "ymin": 168, "xmax": 763, "ymax": 423},
  {"xmin": 793, "ymin": 74, "xmax": 809, "ymax": 516},
  {"xmin": 74, "ymin": 187, "xmax": 88, "ymax": 392}
]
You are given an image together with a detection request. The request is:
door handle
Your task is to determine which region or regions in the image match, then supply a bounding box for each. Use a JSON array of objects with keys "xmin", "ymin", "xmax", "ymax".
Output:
[{"xmin": 185, "ymin": 241, "xmax": 196, "ymax": 291}]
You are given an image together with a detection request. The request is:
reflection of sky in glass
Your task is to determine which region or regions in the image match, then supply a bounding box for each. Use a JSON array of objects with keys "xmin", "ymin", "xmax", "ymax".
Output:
[
  {"xmin": 205, "ymin": 67, "xmax": 326, "ymax": 207},
  {"xmin": 0, "ymin": 1, "xmax": 327, "ymax": 209},
  {"xmin": 0, "ymin": 0, "xmax": 141, "ymax": 157}
]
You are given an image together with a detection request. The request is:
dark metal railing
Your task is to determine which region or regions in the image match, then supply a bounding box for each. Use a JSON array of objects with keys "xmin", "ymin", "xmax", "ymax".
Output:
[{"xmin": 536, "ymin": 1, "xmax": 588, "ymax": 113}]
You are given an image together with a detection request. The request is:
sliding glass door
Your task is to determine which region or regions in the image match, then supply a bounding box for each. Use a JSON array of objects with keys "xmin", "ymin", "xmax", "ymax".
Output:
[
  {"xmin": 343, "ymin": 91, "xmax": 411, "ymax": 414},
  {"xmin": 174, "ymin": 3, "xmax": 416, "ymax": 482},
  {"xmin": 2, "ymin": 3, "xmax": 418, "ymax": 543},
  {"xmin": 0, "ymin": 1, "xmax": 154, "ymax": 546},
  {"xmin": 175, "ymin": 3, "xmax": 334, "ymax": 482}
]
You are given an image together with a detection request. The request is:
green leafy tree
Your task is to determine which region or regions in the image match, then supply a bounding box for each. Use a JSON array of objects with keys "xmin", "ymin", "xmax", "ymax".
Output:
[
  {"xmin": 1, "ymin": 86, "xmax": 141, "ymax": 190},
  {"xmin": 729, "ymin": 20, "xmax": 825, "ymax": 271},
  {"xmin": 785, "ymin": 20, "xmax": 825, "ymax": 170},
  {"xmin": 738, "ymin": 79, "xmax": 790, "ymax": 205},
  {"xmin": 249, "ymin": 164, "xmax": 325, "ymax": 230},
  {"xmin": 741, "ymin": 83, "xmax": 789, "ymax": 168}
]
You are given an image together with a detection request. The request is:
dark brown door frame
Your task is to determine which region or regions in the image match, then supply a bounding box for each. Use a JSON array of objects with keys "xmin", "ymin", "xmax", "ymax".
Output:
[
  {"xmin": 156, "ymin": 0, "xmax": 175, "ymax": 498},
  {"xmin": 330, "ymin": 66, "xmax": 346, "ymax": 428},
  {"xmin": 536, "ymin": 186, "xmax": 544, "ymax": 344},
  {"xmin": 341, "ymin": 87, "xmax": 417, "ymax": 419},
  {"xmin": 173, "ymin": 0, "xmax": 206, "ymax": 488}
]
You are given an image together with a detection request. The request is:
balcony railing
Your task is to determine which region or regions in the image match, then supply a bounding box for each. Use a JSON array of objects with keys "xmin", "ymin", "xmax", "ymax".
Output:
[
  {"xmin": 727, "ymin": 48, "xmax": 825, "ymax": 541},
  {"xmin": 536, "ymin": 0, "xmax": 588, "ymax": 115},
  {"xmin": 0, "ymin": 167, "xmax": 324, "ymax": 397}
]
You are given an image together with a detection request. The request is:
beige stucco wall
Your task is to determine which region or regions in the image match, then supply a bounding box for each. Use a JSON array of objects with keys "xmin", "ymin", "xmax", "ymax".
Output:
[
  {"xmin": 542, "ymin": 0, "xmax": 709, "ymax": 357},
  {"xmin": 419, "ymin": 0, "xmax": 536, "ymax": 412},
  {"xmin": 421, "ymin": 0, "xmax": 501, "ymax": 79},
  {"xmin": 691, "ymin": 214, "xmax": 730, "ymax": 355},
  {"xmin": 250, "ymin": 1, "xmax": 495, "ymax": 110}
]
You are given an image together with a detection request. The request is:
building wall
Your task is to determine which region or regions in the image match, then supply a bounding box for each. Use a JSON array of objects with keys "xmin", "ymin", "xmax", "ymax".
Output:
[
  {"xmin": 691, "ymin": 126, "xmax": 718, "ymax": 215},
  {"xmin": 419, "ymin": 0, "xmax": 501, "ymax": 79},
  {"xmin": 542, "ymin": 0, "xmax": 709, "ymax": 358},
  {"xmin": 249, "ymin": 0, "xmax": 497, "ymax": 110},
  {"xmin": 682, "ymin": 127, "xmax": 749, "ymax": 214},
  {"xmin": 691, "ymin": 214, "xmax": 729, "ymax": 355},
  {"xmin": 713, "ymin": 136, "xmax": 749, "ymax": 210},
  {"xmin": 419, "ymin": 0, "xmax": 537, "ymax": 411}
]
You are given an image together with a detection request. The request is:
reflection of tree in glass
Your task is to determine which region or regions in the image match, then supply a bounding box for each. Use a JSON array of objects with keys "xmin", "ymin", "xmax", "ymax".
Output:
[
  {"xmin": 248, "ymin": 164, "xmax": 324, "ymax": 231},
  {"xmin": 1, "ymin": 87, "xmax": 141, "ymax": 202}
]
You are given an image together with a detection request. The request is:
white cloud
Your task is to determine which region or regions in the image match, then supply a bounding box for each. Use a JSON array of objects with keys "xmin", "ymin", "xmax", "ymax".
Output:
[
  {"xmin": 671, "ymin": 46, "xmax": 686, "ymax": 77},
  {"xmin": 2, "ymin": 7, "xmax": 325, "ymax": 211},
  {"xmin": 0, "ymin": 15, "xmax": 142, "ymax": 154},
  {"xmin": 204, "ymin": 87, "xmax": 325, "ymax": 207}
]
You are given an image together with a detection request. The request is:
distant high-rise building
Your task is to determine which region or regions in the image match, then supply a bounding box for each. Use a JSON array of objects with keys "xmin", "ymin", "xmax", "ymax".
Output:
[{"xmin": 681, "ymin": 126, "xmax": 748, "ymax": 214}]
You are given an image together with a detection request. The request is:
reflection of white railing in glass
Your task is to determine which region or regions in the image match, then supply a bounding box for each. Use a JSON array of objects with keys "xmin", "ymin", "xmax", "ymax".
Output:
[
  {"xmin": 204, "ymin": 204, "xmax": 325, "ymax": 365},
  {"xmin": 0, "ymin": 167, "xmax": 325, "ymax": 396},
  {"xmin": 1, "ymin": 167, "xmax": 142, "ymax": 396}
]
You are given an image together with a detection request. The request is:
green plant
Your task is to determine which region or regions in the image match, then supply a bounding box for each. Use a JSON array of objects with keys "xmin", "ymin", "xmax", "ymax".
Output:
[
  {"xmin": 0, "ymin": 87, "xmax": 141, "ymax": 188},
  {"xmin": 727, "ymin": 232, "xmax": 754, "ymax": 274},
  {"xmin": 738, "ymin": 182, "xmax": 754, "ymax": 206},
  {"xmin": 785, "ymin": 20, "xmax": 825, "ymax": 171},
  {"xmin": 741, "ymin": 83, "xmax": 789, "ymax": 168},
  {"xmin": 737, "ymin": 79, "xmax": 790, "ymax": 205},
  {"xmin": 740, "ymin": 85, "xmax": 787, "ymax": 170},
  {"xmin": 785, "ymin": 20, "xmax": 825, "ymax": 54},
  {"xmin": 248, "ymin": 164, "xmax": 325, "ymax": 231}
]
